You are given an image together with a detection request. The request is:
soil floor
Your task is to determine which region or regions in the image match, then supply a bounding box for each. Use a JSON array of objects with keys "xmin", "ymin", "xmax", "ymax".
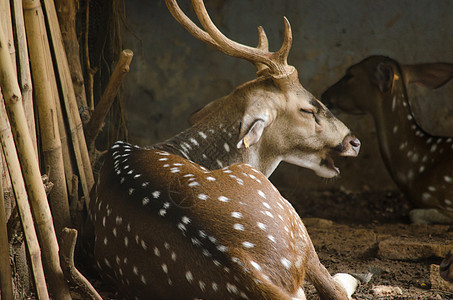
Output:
[{"xmin": 280, "ymin": 187, "xmax": 453, "ymax": 300}]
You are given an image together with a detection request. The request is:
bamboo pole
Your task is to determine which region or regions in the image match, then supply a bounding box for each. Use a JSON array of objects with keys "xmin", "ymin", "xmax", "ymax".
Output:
[
  {"xmin": 0, "ymin": 149, "xmax": 13, "ymax": 300},
  {"xmin": 54, "ymin": 0, "xmax": 90, "ymax": 124},
  {"xmin": 0, "ymin": 10, "xmax": 71, "ymax": 300},
  {"xmin": 54, "ymin": 87, "xmax": 75, "ymax": 196},
  {"xmin": 23, "ymin": 0, "xmax": 71, "ymax": 236},
  {"xmin": 43, "ymin": 0, "xmax": 94, "ymax": 207},
  {"xmin": 43, "ymin": 1, "xmax": 75, "ymax": 203},
  {"xmin": 3, "ymin": 0, "xmax": 32, "ymax": 293},
  {"xmin": 12, "ymin": 0, "xmax": 37, "ymax": 156},
  {"xmin": 0, "ymin": 0, "xmax": 16, "ymax": 72},
  {"xmin": 0, "ymin": 94, "xmax": 49, "ymax": 300},
  {"xmin": 85, "ymin": 49, "xmax": 134, "ymax": 148}
]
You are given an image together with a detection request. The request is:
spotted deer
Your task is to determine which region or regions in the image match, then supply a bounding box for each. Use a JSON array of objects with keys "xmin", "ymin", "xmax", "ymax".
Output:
[
  {"xmin": 88, "ymin": 0, "xmax": 361, "ymax": 299},
  {"xmin": 322, "ymin": 55, "xmax": 453, "ymax": 224}
]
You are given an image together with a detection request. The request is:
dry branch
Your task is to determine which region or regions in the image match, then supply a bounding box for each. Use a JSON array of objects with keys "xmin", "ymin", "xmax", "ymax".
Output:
[
  {"xmin": 85, "ymin": 49, "xmax": 134, "ymax": 148},
  {"xmin": 0, "ymin": 96, "xmax": 49, "ymax": 300},
  {"xmin": 43, "ymin": 0, "xmax": 95, "ymax": 207},
  {"xmin": 24, "ymin": 0, "xmax": 71, "ymax": 237},
  {"xmin": 61, "ymin": 228, "xmax": 103, "ymax": 300},
  {"xmin": 55, "ymin": 0, "xmax": 90, "ymax": 124},
  {"xmin": 0, "ymin": 6, "xmax": 71, "ymax": 299},
  {"xmin": 0, "ymin": 156, "xmax": 13, "ymax": 300}
]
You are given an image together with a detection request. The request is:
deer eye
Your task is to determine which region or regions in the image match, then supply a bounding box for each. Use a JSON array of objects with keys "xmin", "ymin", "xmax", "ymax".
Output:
[
  {"xmin": 300, "ymin": 108, "xmax": 313, "ymax": 115},
  {"xmin": 300, "ymin": 108, "xmax": 321, "ymax": 125}
]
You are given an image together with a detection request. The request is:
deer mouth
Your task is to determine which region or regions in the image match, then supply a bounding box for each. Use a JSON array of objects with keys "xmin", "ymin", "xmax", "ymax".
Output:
[{"xmin": 321, "ymin": 152, "xmax": 340, "ymax": 175}]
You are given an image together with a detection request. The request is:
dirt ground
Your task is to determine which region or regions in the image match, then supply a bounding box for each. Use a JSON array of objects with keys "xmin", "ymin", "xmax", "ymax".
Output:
[{"xmin": 280, "ymin": 187, "xmax": 453, "ymax": 300}]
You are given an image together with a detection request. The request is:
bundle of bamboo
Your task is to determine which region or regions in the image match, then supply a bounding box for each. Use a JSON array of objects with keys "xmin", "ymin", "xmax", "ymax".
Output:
[{"xmin": 0, "ymin": 0, "xmax": 133, "ymax": 298}]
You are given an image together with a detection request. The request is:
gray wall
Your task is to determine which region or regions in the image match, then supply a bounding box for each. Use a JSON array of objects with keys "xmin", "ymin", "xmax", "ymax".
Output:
[{"xmin": 122, "ymin": 0, "xmax": 453, "ymax": 193}]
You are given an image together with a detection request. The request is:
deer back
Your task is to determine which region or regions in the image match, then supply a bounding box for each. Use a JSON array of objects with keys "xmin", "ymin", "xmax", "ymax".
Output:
[{"xmin": 91, "ymin": 141, "xmax": 315, "ymax": 299}]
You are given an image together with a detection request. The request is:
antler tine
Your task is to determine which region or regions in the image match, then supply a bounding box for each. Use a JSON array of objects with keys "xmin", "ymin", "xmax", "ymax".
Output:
[
  {"xmin": 254, "ymin": 26, "xmax": 270, "ymax": 74},
  {"xmin": 165, "ymin": 0, "xmax": 224, "ymax": 53},
  {"xmin": 257, "ymin": 26, "xmax": 269, "ymax": 51},
  {"xmin": 274, "ymin": 17, "xmax": 293, "ymax": 68}
]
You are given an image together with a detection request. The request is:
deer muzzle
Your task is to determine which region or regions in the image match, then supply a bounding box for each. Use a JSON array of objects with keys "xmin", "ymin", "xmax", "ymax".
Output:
[{"xmin": 339, "ymin": 135, "xmax": 361, "ymax": 157}]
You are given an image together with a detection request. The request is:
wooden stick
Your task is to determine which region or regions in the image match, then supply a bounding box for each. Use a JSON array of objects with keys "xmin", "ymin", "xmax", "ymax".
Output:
[
  {"xmin": 54, "ymin": 0, "xmax": 90, "ymax": 124},
  {"xmin": 43, "ymin": 0, "xmax": 95, "ymax": 207},
  {"xmin": 23, "ymin": 0, "xmax": 71, "ymax": 238},
  {"xmin": 0, "ymin": 7, "xmax": 71, "ymax": 300},
  {"xmin": 84, "ymin": 0, "xmax": 96, "ymax": 111},
  {"xmin": 11, "ymin": 0, "xmax": 36, "ymax": 157},
  {"xmin": 85, "ymin": 49, "xmax": 134, "ymax": 148},
  {"xmin": 0, "ymin": 95, "xmax": 49, "ymax": 300},
  {"xmin": 0, "ymin": 149, "xmax": 13, "ymax": 300},
  {"xmin": 60, "ymin": 228, "xmax": 103, "ymax": 300}
]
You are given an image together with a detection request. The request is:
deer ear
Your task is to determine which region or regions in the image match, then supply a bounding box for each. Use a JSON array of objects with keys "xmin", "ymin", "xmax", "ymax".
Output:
[
  {"xmin": 237, "ymin": 117, "xmax": 269, "ymax": 149},
  {"xmin": 374, "ymin": 62, "xmax": 394, "ymax": 93},
  {"xmin": 402, "ymin": 63, "xmax": 453, "ymax": 89}
]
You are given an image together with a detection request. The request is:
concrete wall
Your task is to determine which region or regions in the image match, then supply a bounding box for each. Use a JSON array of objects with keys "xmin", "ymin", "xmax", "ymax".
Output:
[{"xmin": 122, "ymin": 0, "xmax": 453, "ymax": 192}]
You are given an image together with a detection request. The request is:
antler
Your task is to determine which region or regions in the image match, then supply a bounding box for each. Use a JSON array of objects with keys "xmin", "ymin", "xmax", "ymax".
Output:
[{"xmin": 165, "ymin": 0, "xmax": 295, "ymax": 77}]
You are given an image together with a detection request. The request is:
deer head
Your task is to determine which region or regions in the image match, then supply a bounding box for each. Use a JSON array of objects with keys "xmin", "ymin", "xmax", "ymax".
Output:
[{"xmin": 163, "ymin": 0, "xmax": 360, "ymax": 178}]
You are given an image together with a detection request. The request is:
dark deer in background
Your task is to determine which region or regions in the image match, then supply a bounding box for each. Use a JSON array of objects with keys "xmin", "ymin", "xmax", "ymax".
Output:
[
  {"xmin": 322, "ymin": 55, "xmax": 453, "ymax": 224},
  {"xmin": 87, "ymin": 0, "xmax": 361, "ymax": 299}
]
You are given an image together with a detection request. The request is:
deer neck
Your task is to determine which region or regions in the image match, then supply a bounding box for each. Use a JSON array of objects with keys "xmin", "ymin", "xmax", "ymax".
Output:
[
  {"xmin": 372, "ymin": 74, "xmax": 435, "ymax": 188},
  {"xmin": 153, "ymin": 119, "xmax": 281, "ymax": 177}
]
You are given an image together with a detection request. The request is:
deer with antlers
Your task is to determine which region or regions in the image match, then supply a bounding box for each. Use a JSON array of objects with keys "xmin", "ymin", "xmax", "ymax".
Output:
[{"xmin": 87, "ymin": 0, "xmax": 361, "ymax": 299}]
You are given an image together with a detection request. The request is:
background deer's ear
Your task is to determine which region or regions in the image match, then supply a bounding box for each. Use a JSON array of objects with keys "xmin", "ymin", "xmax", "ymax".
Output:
[
  {"xmin": 373, "ymin": 62, "xmax": 394, "ymax": 93},
  {"xmin": 237, "ymin": 114, "xmax": 270, "ymax": 149},
  {"xmin": 401, "ymin": 63, "xmax": 453, "ymax": 89}
]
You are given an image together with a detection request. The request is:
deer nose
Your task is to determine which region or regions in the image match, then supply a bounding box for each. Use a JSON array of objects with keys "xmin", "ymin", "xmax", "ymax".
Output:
[{"xmin": 340, "ymin": 135, "xmax": 361, "ymax": 157}]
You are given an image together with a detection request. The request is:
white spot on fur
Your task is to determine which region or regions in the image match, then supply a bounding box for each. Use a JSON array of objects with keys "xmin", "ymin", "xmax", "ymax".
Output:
[
  {"xmin": 231, "ymin": 212, "xmax": 242, "ymax": 218},
  {"xmin": 233, "ymin": 223, "xmax": 245, "ymax": 231},
  {"xmin": 218, "ymin": 196, "xmax": 229, "ymax": 202},
  {"xmin": 250, "ymin": 261, "xmax": 261, "ymax": 271},
  {"xmin": 242, "ymin": 241, "xmax": 255, "ymax": 248},
  {"xmin": 185, "ymin": 271, "xmax": 193, "ymax": 283},
  {"xmin": 281, "ymin": 257, "xmax": 291, "ymax": 269}
]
